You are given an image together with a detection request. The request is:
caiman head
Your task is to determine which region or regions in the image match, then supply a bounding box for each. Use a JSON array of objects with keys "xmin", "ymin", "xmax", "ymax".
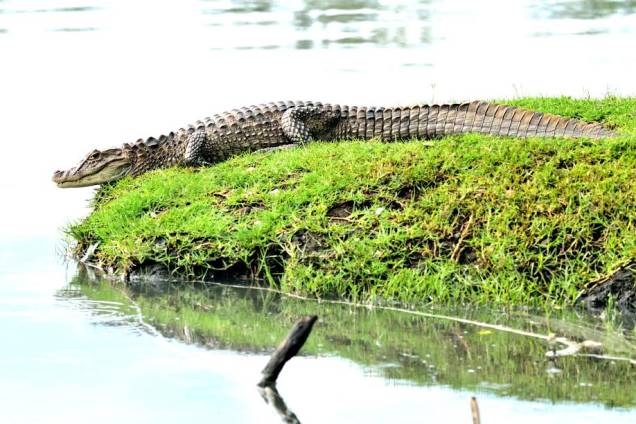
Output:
[
  {"xmin": 52, "ymin": 147, "xmax": 133, "ymax": 188},
  {"xmin": 53, "ymin": 136, "xmax": 171, "ymax": 188}
]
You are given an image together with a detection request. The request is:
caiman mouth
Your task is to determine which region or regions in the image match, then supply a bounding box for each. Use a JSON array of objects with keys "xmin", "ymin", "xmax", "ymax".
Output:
[{"xmin": 52, "ymin": 159, "xmax": 132, "ymax": 188}]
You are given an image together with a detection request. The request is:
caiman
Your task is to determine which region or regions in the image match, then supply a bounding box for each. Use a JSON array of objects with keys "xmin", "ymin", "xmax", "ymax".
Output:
[{"xmin": 52, "ymin": 100, "xmax": 615, "ymax": 188}]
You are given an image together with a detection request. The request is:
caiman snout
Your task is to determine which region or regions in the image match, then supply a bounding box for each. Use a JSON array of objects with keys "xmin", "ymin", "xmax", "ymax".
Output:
[
  {"xmin": 52, "ymin": 167, "xmax": 84, "ymax": 187},
  {"xmin": 52, "ymin": 169, "xmax": 70, "ymax": 183},
  {"xmin": 52, "ymin": 151, "xmax": 132, "ymax": 188}
]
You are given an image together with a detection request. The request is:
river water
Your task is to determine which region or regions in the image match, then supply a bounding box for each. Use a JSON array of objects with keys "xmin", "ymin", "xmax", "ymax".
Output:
[{"xmin": 0, "ymin": 0, "xmax": 635, "ymax": 422}]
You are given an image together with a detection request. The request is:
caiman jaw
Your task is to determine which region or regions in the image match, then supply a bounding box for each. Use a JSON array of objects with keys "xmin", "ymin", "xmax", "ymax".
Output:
[{"xmin": 52, "ymin": 149, "xmax": 132, "ymax": 188}]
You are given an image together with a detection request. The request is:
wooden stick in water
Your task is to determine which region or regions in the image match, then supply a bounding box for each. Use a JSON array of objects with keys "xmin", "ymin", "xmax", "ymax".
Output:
[
  {"xmin": 470, "ymin": 396, "xmax": 481, "ymax": 424},
  {"xmin": 258, "ymin": 315, "xmax": 318, "ymax": 387}
]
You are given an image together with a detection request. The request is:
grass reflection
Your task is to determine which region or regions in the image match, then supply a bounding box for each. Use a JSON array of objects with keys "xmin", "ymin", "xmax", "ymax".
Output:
[{"xmin": 67, "ymin": 268, "xmax": 636, "ymax": 408}]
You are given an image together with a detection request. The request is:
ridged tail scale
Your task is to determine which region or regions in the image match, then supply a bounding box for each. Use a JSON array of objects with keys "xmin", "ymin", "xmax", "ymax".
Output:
[{"xmin": 336, "ymin": 101, "xmax": 614, "ymax": 140}]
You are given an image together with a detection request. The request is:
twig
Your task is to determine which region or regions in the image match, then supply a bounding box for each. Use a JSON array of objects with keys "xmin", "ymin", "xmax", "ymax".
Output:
[
  {"xmin": 577, "ymin": 353, "xmax": 636, "ymax": 365},
  {"xmin": 258, "ymin": 315, "xmax": 318, "ymax": 387},
  {"xmin": 470, "ymin": 396, "xmax": 481, "ymax": 424},
  {"xmin": 451, "ymin": 214, "xmax": 474, "ymax": 262}
]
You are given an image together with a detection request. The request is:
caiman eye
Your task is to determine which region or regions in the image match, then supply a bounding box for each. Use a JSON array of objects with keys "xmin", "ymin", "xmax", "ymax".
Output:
[{"xmin": 89, "ymin": 151, "xmax": 100, "ymax": 160}]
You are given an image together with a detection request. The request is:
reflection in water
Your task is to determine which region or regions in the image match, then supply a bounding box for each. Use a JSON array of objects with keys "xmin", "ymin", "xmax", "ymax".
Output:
[
  {"xmin": 0, "ymin": 0, "xmax": 633, "ymax": 101},
  {"xmin": 200, "ymin": 0, "xmax": 432, "ymax": 49},
  {"xmin": 534, "ymin": 0, "xmax": 636, "ymax": 19},
  {"xmin": 50, "ymin": 27, "xmax": 97, "ymax": 32},
  {"xmin": 0, "ymin": 6, "xmax": 100, "ymax": 14},
  {"xmin": 194, "ymin": 0, "xmax": 636, "ymax": 50},
  {"xmin": 0, "ymin": 1, "xmax": 102, "ymax": 33},
  {"xmin": 63, "ymin": 267, "xmax": 636, "ymax": 409},
  {"xmin": 56, "ymin": 281, "xmax": 144, "ymax": 330},
  {"xmin": 205, "ymin": 0, "xmax": 274, "ymax": 14},
  {"xmin": 0, "ymin": 0, "xmax": 633, "ymax": 50},
  {"xmin": 259, "ymin": 385, "xmax": 302, "ymax": 424}
]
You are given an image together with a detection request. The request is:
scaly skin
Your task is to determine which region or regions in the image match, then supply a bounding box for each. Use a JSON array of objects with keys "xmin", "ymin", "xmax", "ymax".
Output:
[{"xmin": 52, "ymin": 100, "xmax": 616, "ymax": 188}]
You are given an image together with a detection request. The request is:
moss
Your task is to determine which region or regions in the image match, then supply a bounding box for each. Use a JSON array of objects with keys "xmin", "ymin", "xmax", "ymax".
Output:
[{"xmin": 68, "ymin": 97, "xmax": 636, "ymax": 306}]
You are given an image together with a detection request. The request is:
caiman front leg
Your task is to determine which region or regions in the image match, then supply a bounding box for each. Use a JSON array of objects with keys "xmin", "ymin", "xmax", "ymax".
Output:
[{"xmin": 184, "ymin": 129, "xmax": 212, "ymax": 166}]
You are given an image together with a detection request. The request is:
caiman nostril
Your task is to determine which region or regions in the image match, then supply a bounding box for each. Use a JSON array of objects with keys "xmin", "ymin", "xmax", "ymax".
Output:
[{"xmin": 52, "ymin": 170, "xmax": 66, "ymax": 182}]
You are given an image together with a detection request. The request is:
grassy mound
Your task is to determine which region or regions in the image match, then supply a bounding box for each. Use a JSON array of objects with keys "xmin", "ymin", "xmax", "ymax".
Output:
[{"xmin": 68, "ymin": 97, "xmax": 636, "ymax": 306}]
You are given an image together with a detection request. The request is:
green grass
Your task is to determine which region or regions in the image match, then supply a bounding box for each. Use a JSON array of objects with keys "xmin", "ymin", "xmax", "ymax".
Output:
[{"xmin": 68, "ymin": 97, "xmax": 636, "ymax": 306}]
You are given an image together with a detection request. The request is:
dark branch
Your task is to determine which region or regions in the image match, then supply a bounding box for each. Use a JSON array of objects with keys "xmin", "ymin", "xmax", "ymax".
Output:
[{"xmin": 258, "ymin": 315, "xmax": 318, "ymax": 387}]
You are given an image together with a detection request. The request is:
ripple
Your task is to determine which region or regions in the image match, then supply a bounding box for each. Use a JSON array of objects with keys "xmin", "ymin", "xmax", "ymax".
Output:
[
  {"xmin": 5, "ymin": 6, "xmax": 100, "ymax": 14},
  {"xmin": 50, "ymin": 27, "xmax": 97, "ymax": 32}
]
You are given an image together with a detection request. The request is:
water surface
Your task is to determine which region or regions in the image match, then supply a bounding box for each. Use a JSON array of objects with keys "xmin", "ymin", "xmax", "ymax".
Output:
[{"xmin": 0, "ymin": 0, "xmax": 635, "ymax": 422}]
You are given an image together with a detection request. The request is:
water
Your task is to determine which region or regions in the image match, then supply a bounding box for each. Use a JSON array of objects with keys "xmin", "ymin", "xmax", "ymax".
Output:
[{"xmin": 0, "ymin": 0, "xmax": 635, "ymax": 422}]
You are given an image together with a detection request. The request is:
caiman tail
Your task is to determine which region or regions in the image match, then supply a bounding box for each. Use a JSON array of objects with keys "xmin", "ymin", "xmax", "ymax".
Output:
[{"xmin": 338, "ymin": 101, "xmax": 615, "ymax": 140}]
